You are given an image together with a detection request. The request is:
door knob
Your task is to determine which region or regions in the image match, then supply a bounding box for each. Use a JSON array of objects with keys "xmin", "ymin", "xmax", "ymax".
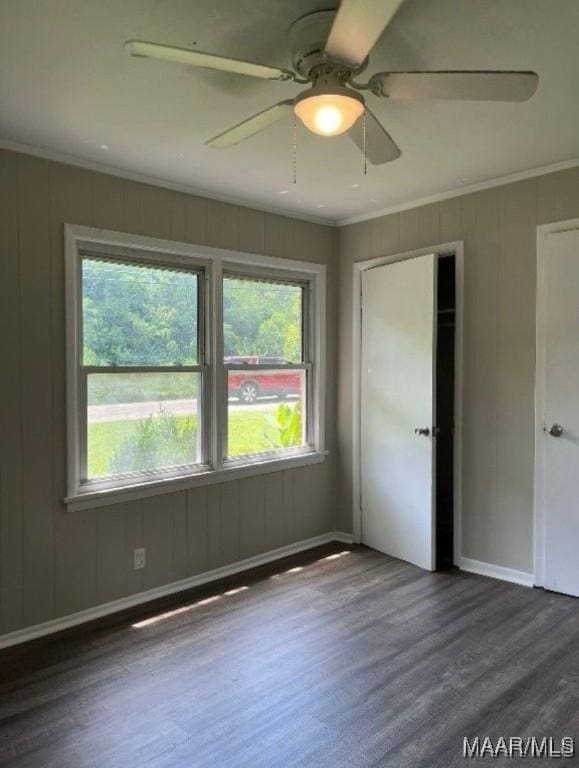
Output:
[
  {"xmin": 414, "ymin": 427, "xmax": 430, "ymax": 436},
  {"xmin": 546, "ymin": 424, "xmax": 563, "ymax": 438}
]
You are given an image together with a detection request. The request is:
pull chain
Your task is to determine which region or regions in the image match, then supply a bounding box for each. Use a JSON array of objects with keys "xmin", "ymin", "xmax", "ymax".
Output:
[
  {"xmin": 363, "ymin": 109, "xmax": 367, "ymax": 176},
  {"xmin": 293, "ymin": 116, "xmax": 297, "ymax": 185}
]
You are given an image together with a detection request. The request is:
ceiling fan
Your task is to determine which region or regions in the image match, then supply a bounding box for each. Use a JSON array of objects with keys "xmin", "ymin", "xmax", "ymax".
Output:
[{"xmin": 125, "ymin": 0, "xmax": 539, "ymax": 165}]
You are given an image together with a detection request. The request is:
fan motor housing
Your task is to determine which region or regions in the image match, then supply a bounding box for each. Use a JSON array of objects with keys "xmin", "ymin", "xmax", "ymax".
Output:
[{"xmin": 288, "ymin": 10, "xmax": 367, "ymax": 79}]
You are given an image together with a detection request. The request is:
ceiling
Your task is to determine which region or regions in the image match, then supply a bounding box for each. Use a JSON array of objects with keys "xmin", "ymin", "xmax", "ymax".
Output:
[{"xmin": 1, "ymin": 0, "xmax": 578, "ymax": 224}]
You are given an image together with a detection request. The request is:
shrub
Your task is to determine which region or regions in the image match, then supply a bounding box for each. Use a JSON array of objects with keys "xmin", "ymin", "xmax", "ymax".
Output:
[
  {"xmin": 268, "ymin": 402, "xmax": 302, "ymax": 449},
  {"xmin": 109, "ymin": 407, "xmax": 197, "ymax": 474}
]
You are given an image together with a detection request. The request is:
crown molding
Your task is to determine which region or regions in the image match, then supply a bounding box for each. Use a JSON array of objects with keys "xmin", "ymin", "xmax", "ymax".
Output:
[
  {"xmin": 0, "ymin": 138, "xmax": 335, "ymax": 227},
  {"xmin": 338, "ymin": 157, "xmax": 579, "ymax": 226},
  {"xmin": 3, "ymin": 137, "xmax": 578, "ymax": 230}
]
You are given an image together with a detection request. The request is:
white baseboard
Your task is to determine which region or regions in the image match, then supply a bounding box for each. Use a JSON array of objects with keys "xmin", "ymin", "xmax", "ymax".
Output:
[
  {"xmin": 0, "ymin": 531, "xmax": 353, "ymax": 650},
  {"xmin": 333, "ymin": 530, "xmax": 353, "ymax": 544},
  {"xmin": 459, "ymin": 557, "xmax": 534, "ymax": 587}
]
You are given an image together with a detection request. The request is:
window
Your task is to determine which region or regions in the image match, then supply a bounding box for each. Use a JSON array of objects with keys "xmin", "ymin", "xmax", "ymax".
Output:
[
  {"xmin": 223, "ymin": 275, "xmax": 309, "ymax": 459},
  {"xmin": 81, "ymin": 257, "xmax": 204, "ymax": 483},
  {"xmin": 65, "ymin": 227, "xmax": 326, "ymax": 507}
]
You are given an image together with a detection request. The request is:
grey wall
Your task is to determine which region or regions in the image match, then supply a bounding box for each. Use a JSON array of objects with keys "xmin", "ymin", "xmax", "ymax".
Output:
[
  {"xmin": 0, "ymin": 149, "xmax": 338, "ymax": 636},
  {"xmin": 337, "ymin": 166, "xmax": 579, "ymax": 574},
  {"xmin": 4, "ymin": 145, "xmax": 579, "ymax": 639}
]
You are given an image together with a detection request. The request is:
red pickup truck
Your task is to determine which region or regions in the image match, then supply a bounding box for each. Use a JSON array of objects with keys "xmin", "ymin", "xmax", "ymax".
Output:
[{"xmin": 226, "ymin": 356, "xmax": 303, "ymax": 404}]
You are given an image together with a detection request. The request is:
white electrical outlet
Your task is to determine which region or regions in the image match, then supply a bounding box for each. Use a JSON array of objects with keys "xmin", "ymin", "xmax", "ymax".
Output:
[{"xmin": 134, "ymin": 547, "xmax": 146, "ymax": 570}]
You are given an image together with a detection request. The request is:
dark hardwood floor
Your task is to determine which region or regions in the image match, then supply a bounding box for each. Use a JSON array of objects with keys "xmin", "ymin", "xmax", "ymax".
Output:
[{"xmin": 1, "ymin": 543, "xmax": 578, "ymax": 767}]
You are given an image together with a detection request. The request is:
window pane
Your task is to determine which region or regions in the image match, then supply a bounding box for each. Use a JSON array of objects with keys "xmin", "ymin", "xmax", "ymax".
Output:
[
  {"xmin": 223, "ymin": 276, "xmax": 303, "ymax": 364},
  {"xmin": 227, "ymin": 369, "xmax": 306, "ymax": 458},
  {"xmin": 86, "ymin": 373, "xmax": 201, "ymax": 479},
  {"xmin": 82, "ymin": 258, "xmax": 199, "ymax": 366}
]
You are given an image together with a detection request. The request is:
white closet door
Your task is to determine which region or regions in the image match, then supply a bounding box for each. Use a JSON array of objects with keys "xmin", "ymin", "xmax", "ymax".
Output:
[
  {"xmin": 361, "ymin": 254, "xmax": 436, "ymax": 571},
  {"xmin": 540, "ymin": 228, "xmax": 579, "ymax": 597}
]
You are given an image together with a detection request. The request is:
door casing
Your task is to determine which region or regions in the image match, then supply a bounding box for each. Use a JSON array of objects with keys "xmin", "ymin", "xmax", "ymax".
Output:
[
  {"xmin": 534, "ymin": 218, "xmax": 579, "ymax": 588},
  {"xmin": 352, "ymin": 242, "xmax": 464, "ymax": 566}
]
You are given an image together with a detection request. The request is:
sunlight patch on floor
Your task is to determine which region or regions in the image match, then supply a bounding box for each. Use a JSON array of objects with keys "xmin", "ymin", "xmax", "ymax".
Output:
[
  {"xmin": 133, "ymin": 550, "xmax": 352, "ymax": 627},
  {"xmin": 132, "ymin": 586, "xmax": 250, "ymax": 628}
]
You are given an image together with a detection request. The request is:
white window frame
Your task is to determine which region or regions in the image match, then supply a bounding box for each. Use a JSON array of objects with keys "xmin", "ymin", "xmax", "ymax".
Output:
[
  {"xmin": 222, "ymin": 268, "xmax": 313, "ymax": 464},
  {"xmin": 64, "ymin": 225, "xmax": 326, "ymax": 512}
]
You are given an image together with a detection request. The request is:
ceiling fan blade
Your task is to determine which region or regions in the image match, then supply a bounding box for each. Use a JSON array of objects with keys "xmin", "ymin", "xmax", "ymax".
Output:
[
  {"xmin": 369, "ymin": 71, "xmax": 539, "ymax": 101},
  {"xmin": 348, "ymin": 108, "xmax": 401, "ymax": 165},
  {"xmin": 125, "ymin": 40, "xmax": 295, "ymax": 81},
  {"xmin": 325, "ymin": 0, "xmax": 406, "ymax": 69},
  {"xmin": 206, "ymin": 101, "xmax": 294, "ymax": 149}
]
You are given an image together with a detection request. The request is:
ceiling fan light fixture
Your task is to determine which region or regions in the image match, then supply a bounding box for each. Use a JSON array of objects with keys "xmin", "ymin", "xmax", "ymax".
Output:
[{"xmin": 294, "ymin": 87, "xmax": 364, "ymax": 137}]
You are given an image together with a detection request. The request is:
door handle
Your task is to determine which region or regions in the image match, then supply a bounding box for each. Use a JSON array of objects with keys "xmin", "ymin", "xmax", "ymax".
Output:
[
  {"xmin": 414, "ymin": 427, "xmax": 430, "ymax": 436},
  {"xmin": 545, "ymin": 424, "xmax": 564, "ymax": 438}
]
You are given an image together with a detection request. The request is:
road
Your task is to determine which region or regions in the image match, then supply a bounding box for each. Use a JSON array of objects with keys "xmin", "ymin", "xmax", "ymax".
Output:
[{"xmin": 87, "ymin": 397, "xmax": 297, "ymax": 423}]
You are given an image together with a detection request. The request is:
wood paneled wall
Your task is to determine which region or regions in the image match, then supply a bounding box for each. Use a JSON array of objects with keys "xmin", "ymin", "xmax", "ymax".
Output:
[
  {"xmin": 5, "ymin": 143, "xmax": 578, "ymax": 636},
  {"xmin": 0, "ymin": 149, "xmax": 338, "ymax": 636},
  {"xmin": 338, "ymin": 167, "xmax": 579, "ymax": 574}
]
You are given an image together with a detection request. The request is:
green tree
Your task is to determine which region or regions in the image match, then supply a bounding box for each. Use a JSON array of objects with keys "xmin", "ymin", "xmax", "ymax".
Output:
[
  {"xmin": 223, "ymin": 278, "xmax": 301, "ymax": 360},
  {"xmin": 83, "ymin": 259, "xmax": 198, "ymax": 366},
  {"xmin": 83, "ymin": 262, "xmax": 302, "ymax": 368}
]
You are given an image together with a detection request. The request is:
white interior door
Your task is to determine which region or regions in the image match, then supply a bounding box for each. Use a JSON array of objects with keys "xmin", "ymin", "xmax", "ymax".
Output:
[
  {"xmin": 360, "ymin": 254, "xmax": 436, "ymax": 570},
  {"xmin": 539, "ymin": 228, "xmax": 579, "ymax": 597}
]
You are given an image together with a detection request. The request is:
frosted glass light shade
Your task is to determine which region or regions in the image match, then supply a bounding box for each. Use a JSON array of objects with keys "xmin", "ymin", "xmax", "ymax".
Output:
[{"xmin": 294, "ymin": 92, "xmax": 364, "ymax": 136}]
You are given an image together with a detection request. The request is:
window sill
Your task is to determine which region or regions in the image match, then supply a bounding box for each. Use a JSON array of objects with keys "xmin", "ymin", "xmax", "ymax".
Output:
[{"xmin": 64, "ymin": 450, "xmax": 328, "ymax": 512}]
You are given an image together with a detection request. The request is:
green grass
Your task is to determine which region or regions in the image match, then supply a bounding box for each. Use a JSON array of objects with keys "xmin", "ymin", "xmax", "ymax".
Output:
[
  {"xmin": 88, "ymin": 372, "xmax": 198, "ymax": 405},
  {"xmin": 87, "ymin": 410, "xmax": 284, "ymax": 478},
  {"xmin": 88, "ymin": 420, "xmax": 145, "ymax": 477},
  {"xmin": 227, "ymin": 411, "xmax": 277, "ymax": 457}
]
